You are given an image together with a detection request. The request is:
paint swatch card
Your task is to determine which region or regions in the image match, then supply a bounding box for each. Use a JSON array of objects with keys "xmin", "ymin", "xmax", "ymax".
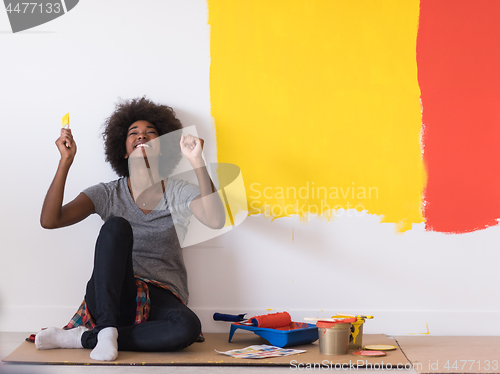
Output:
[{"xmin": 216, "ymin": 345, "xmax": 305, "ymax": 359}]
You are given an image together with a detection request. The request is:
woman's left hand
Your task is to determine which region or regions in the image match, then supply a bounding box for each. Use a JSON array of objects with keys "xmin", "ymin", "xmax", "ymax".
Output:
[{"xmin": 180, "ymin": 134, "xmax": 204, "ymax": 166}]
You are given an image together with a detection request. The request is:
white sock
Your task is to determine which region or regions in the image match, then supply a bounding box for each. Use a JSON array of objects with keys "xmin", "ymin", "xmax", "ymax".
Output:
[
  {"xmin": 35, "ymin": 326, "xmax": 87, "ymax": 350},
  {"xmin": 90, "ymin": 327, "xmax": 118, "ymax": 361}
]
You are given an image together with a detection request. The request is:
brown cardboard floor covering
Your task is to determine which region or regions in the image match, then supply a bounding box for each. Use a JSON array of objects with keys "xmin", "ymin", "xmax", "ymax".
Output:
[
  {"xmin": 395, "ymin": 336, "xmax": 500, "ymax": 373},
  {"xmin": 2, "ymin": 333, "xmax": 407, "ymax": 367}
]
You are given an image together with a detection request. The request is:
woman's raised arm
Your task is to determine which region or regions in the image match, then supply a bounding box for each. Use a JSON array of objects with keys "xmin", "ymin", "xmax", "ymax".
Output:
[
  {"xmin": 40, "ymin": 128, "xmax": 95, "ymax": 229},
  {"xmin": 180, "ymin": 134, "xmax": 225, "ymax": 229}
]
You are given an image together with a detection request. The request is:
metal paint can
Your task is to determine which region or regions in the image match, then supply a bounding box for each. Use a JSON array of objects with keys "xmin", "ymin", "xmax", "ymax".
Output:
[{"xmin": 317, "ymin": 321, "xmax": 352, "ymax": 355}]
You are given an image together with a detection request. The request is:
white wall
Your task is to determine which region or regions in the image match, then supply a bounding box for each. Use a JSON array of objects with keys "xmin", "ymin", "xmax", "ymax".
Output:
[{"xmin": 0, "ymin": 0, "xmax": 499, "ymax": 336}]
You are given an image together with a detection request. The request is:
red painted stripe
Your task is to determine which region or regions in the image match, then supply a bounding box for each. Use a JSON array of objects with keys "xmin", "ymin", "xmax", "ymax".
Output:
[{"xmin": 418, "ymin": 0, "xmax": 500, "ymax": 233}]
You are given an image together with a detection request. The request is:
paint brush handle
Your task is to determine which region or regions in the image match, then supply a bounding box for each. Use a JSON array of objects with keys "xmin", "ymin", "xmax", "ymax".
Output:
[
  {"xmin": 213, "ymin": 313, "xmax": 247, "ymax": 323},
  {"xmin": 305, "ymin": 317, "xmax": 357, "ymax": 323},
  {"xmin": 334, "ymin": 313, "xmax": 374, "ymax": 319}
]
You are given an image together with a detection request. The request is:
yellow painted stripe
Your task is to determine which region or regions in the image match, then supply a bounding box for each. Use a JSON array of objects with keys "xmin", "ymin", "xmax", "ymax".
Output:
[{"xmin": 209, "ymin": 0, "xmax": 425, "ymax": 232}]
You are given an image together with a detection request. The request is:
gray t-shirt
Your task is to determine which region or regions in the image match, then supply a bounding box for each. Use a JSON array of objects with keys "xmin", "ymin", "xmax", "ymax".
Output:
[{"xmin": 83, "ymin": 177, "xmax": 200, "ymax": 304}]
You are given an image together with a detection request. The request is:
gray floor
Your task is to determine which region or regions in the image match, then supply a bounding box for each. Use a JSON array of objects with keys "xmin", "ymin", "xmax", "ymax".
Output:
[{"xmin": 0, "ymin": 333, "xmax": 413, "ymax": 374}]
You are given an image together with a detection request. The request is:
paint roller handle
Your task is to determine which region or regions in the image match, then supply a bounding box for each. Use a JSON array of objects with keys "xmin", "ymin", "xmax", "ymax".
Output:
[{"xmin": 213, "ymin": 313, "xmax": 247, "ymax": 322}]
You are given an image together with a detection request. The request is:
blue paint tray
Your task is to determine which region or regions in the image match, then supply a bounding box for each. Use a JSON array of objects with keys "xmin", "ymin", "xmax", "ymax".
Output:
[{"xmin": 228, "ymin": 322, "xmax": 318, "ymax": 348}]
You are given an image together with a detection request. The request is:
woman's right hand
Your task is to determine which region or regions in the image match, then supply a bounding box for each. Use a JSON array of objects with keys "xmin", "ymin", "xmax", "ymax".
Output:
[
  {"xmin": 41, "ymin": 127, "xmax": 94, "ymax": 229},
  {"xmin": 56, "ymin": 128, "xmax": 77, "ymax": 162}
]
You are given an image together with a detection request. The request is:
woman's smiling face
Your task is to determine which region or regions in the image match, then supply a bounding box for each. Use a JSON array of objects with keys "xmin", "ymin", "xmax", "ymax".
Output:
[{"xmin": 125, "ymin": 120, "xmax": 160, "ymax": 159}]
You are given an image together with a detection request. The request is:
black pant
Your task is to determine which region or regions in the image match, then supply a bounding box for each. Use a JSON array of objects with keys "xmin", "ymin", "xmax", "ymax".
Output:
[{"xmin": 81, "ymin": 216, "xmax": 201, "ymax": 352}]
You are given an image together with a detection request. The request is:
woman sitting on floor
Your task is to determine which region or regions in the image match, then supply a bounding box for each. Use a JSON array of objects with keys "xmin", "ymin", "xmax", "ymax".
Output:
[{"xmin": 35, "ymin": 97, "xmax": 225, "ymax": 361}]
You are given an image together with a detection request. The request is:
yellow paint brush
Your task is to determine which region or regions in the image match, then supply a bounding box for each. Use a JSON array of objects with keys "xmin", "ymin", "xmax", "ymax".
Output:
[
  {"xmin": 62, "ymin": 113, "xmax": 69, "ymax": 129},
  {"xmin": 333, "ymin": 314, "xmax": 374, "ymax": 320},
  {"xmin": 62, "ymin": 113, "xmax": 70, "ymax": 147}
]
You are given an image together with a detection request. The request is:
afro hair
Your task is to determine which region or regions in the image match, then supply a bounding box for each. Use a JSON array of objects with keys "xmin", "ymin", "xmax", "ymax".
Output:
[{"xmin": 102, "ymin": 97, "xmax": 183, "ymax": 177}]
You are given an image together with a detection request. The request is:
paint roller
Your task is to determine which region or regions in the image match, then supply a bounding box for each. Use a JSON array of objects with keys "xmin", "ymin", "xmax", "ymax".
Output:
[{"xmin": 213, "ymin": 311, "xmax": 292, "ymax": 328}]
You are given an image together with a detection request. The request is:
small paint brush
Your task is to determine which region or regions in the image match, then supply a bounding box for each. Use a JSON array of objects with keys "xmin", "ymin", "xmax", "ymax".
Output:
[
  {"xmin": 141, "ymin": 146, "xmax": 155, "ymax": 185},
  {"xmin": 305, "ymin": 317, "xmax": 357, "ymax": 323},
  {"xmin": 333, "ymin": 313, "xmax": 374, "ymax": 320},
  {"xmin": 62, "ymin": 112, "xmax": 70, "ymax": 147},
  {"xmin": 62, "ymin": 113, "xmax": 69, "ymax": 129}
]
